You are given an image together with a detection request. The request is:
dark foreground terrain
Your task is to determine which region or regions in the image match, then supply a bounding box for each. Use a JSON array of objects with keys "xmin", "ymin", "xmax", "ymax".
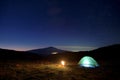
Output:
[
  {"xmin": 0, "ymin": 44, "xmax": 120, "ymax": 80},
  {"xmin": 0, "ymin": 62, "xmax": 119, "ymax": 80}
]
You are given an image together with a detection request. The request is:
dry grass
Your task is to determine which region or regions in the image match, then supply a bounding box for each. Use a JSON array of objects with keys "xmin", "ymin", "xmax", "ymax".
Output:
[{"xmin": 0, "ymin": 62, "xmax": 119, "ymax": 80}]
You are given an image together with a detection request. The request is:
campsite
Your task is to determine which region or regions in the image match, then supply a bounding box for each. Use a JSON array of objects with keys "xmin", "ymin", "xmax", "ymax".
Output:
[
  {"xmin": 0, "ymin": 61, "xmax": 119, "ymax": 80},
  {"xmin": 1, "ymin": 0, "xmax": 120, "ymax": 79},
  {"xmin": 0, "ymin": 44, "xmax": 120, "ymax": 80}
]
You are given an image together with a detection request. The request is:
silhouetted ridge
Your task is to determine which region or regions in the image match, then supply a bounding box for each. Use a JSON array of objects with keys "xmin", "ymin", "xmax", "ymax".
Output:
[
  {"xmin": 44, "ymin": 44, "xmax": 120, "ymax": 65},
  {"xmin": 91, "ymin": 44, "xmax": 120, "ymax": 52},
  {"xmin": 0, "ymin": 48, "xmax": 41, "ymax": 61},
  {"xmin": 88, "ymin": 44, "xmax": 120, "ymax": 65},
  {"xmin": 44, "ymin": 46, "xmax": 57, "ymax": 49},
  {"xmin": 27, "ymin": 47, "xmax": 69, "ymax": 56},
  {"xmin": 0, "ymin": 44, "xmax": 120, "ymax": 65}
]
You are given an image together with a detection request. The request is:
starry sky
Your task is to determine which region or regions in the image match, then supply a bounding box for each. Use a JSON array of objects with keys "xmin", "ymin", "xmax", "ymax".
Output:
[{"xmin": 0, "ymin": 0, "xmax": 120, "ymax": 51}]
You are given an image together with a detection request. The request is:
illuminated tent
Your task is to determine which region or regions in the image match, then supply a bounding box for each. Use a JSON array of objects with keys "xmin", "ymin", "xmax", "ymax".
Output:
[{"xmin": 78, "ymin": 56, "xmax": 99, "ymax": 68}]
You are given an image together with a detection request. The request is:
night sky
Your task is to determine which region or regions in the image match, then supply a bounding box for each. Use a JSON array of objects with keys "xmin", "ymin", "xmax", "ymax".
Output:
[{"xmin": 0, "ymin": 0, "xmax": 120, "ymax": 51}]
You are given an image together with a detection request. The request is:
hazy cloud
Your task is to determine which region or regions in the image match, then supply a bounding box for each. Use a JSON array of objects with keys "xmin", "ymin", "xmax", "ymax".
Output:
[{"xmin": 55, "ymin": 46, "xmax": 97, "ymax": 52}]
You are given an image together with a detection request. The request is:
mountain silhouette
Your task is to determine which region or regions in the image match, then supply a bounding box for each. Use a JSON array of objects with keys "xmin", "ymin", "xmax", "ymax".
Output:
[
  {"xmin": 89, "ymin": 44, "xmax": 120, "ymax": 61},
  {"xmin": 0, "ymin": 48, "xmax": 41, "ymax": 61},
  {"xmin": 44, "ymin": 44, "xmax": 120, "ymax": 65},
  {"xmin": 27, "ymin": 47, "xmax": 69, "ymax": 56},
  {"xmin": 0, "ymin": 44, "xmax": 120, "ymax": 66}
]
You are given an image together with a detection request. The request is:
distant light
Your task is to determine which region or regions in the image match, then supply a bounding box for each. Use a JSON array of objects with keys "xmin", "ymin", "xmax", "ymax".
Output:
[
  {"xmin": 61, "ymin": 60, "xmax": 65, "ymax": 66},
  {"xmin": 52, "ymin": 52, "xmax": 58, "ymax": 54}
]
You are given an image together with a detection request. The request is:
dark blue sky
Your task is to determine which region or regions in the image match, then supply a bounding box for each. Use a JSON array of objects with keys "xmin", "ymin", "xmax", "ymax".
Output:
[{"xmin": 0, "ymin": 0, "xmax": 120, "ymax": 51}]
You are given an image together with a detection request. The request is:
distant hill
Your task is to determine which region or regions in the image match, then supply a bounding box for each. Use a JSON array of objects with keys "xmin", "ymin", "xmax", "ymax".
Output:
[
  {"xmin": 89, "ymin": 44, "xmax": 120, "ymax": 61},
  {"xmin": 0, "ymin": 48, "xmax": 41, "ymax": 61},
  {"xmin": 27, "ymin": 47, "xmax": 70, "ymax": 56},
  {"xmin": 91, "ymin": 44, "xmax": 120, "ymax": 53},
  {"xmin": 0, "ymin": 44, "xmax": 120, "ymax": 66},
  {"xmin": 44, "ymin": 44, "xmax": 120, "ymax": 65}
]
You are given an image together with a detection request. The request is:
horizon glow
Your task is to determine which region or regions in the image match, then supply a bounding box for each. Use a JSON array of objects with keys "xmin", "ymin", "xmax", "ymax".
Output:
[{"xmin": 0, "ymin": 45, "xmax": 97, "ymax": 52}]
